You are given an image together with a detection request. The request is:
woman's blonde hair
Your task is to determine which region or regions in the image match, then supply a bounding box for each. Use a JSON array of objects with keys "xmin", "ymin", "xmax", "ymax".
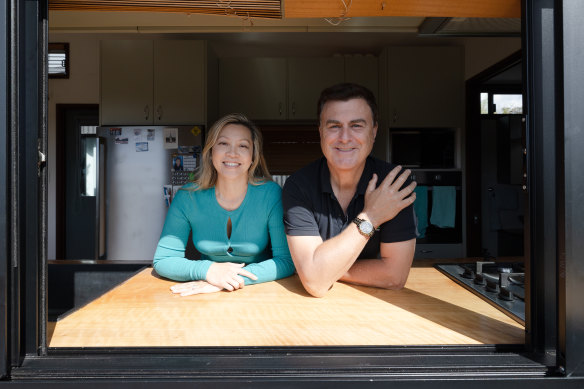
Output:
[{"xmin": 193, "ymin": 113, "xmax": 271, "ymax": 190}]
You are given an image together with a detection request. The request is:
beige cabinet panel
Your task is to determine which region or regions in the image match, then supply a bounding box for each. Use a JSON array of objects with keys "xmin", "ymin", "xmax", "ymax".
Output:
[
  {"xmin": 385, "ymin": 46, "xmax": 463, "ymax": 128},
  {"xmin": 100, "ymin": 40, "xmax": 154, "ymax": 125},
  {"xmin": 219, "ymin": 58, "xmax": 287, "ymax": 121},
  {"xmin": 101, "ymin": 40, "xmax": 206, "ymax": 126},
  {"xmin": 287, "ymin": 57, "xmax": 344, "ymax": 120},
  {"xmin": 344, "ymin": 55, "xmax": 379, "ymax": 103},
  {"xmin": 154, "ymin": 41, "xmax": 206, "ymax": 125}
]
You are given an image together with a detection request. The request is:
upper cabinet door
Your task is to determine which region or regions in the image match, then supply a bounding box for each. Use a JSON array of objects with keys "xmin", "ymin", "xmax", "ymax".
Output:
[
  {"xmin": 100, "ymin": 40, "xmax": 154, "ymax": 126},
  {"xmin": 344, "ymin": 55, "xmax": 379, "ymax": 102},
  {"xmin": 154, "ymin": 41, "xmax": 206, "ymax": 125},
  {"xmin": 287, "ymin": 57, "xmax": 345, "ymax": 120},
  {"xmin": 385, "ymin": 46, "xmax": 463, "ymax": 128},
  {"xmin": 219, "ymin": 58, "xmax": 287, "ymax": 121}
]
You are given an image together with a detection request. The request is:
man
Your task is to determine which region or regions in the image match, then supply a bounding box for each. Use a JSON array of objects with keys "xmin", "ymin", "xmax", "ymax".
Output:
[{"xmin": 282, "ymin": 83, "xmax": 417, "ymax": 297}]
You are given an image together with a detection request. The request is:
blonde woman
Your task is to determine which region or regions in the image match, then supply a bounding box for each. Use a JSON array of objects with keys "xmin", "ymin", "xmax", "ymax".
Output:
[{"xmin": 153, "ymin": 114, "xmax": 294, "ymax": 296}]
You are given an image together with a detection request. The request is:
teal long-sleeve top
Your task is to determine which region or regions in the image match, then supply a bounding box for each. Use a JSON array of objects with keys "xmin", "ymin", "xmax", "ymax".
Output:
[{"xmin": 153, "ymin": 180, "xmax": 295, "ymax": 284}]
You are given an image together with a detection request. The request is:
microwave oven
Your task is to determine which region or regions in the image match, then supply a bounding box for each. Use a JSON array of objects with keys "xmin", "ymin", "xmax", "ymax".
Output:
[{"xmin": 390, "ymin": 128, "xmax": 457, "ymax": 169}]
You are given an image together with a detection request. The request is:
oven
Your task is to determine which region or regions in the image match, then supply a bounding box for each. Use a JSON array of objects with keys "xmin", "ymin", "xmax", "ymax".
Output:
[{"xmin": 411, "ymin": 170, "xmax": 464, "ymax": 258}]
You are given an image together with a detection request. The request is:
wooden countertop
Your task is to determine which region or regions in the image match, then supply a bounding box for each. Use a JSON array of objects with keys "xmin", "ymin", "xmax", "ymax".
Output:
[{"xmin": 48, "ymin": 267, "xmax": 524, "ymax": 348}]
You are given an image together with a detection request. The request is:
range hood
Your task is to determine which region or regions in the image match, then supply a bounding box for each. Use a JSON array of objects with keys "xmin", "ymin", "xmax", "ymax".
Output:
[{"xmin": 419, "ymin": 17, "xmax": 521, "ymax": 37}]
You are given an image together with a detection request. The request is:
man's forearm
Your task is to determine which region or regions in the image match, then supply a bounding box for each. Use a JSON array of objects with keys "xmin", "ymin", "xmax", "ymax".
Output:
[
  {"xmin": 339, "ymin": 239, "xmax": 416, "ymax": 290},
  {"xmin": 292, "ymin": 223, "xmax": 369, "ymax": 297},
  {"xmin": 339, "ymin": 258, "xmax": 410, "ymax": 290}
]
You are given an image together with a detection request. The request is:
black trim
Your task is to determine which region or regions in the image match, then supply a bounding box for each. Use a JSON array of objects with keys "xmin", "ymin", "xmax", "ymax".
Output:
[
  {"xmin": 557, "ymin": 0, "xmax": 584, "ymax": 376},
  {"xmin": 1, "ymin": 0, "xmax": 584, "ymax": 386},
  {"xmin": 0, "ymin": 0, "xmax": 9, "ymax": 380},
  {"xmin": 15, "ymin": 347, "xmax": 550, "ymax": 380},
  {"xmin": 523, "ymin": 0, "xmax": 558, "ymax": 361},
  {"xmin": 8, "ymin": 0, "xmax": 20, "ymax": 373}
]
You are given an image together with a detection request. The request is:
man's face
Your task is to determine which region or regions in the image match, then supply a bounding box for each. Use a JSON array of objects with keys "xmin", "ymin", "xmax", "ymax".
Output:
[{"xmin": 319, "ymin": 98, "xmax": 377, "ymax": 173}]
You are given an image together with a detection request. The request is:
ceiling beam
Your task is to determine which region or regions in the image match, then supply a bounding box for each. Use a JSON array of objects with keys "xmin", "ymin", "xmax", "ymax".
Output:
[{"xmin": 284, "ymin": 0, "xmax": 520, "ymax": 19}]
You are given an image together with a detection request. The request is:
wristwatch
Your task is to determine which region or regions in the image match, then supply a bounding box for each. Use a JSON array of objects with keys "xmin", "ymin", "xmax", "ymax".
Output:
[{"xmin": 352, "ymin": 217, "xmax": 376, "ymax": 239}]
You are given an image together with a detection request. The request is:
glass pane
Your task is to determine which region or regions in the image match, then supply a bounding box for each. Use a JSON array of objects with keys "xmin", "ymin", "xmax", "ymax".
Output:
[
  {"xmin": 82, "ymin": 137, "xmax": 97, "ymax": 197},
  {"xmin": 493, "ymin": 94, "xmax": 523, "ymax": 114},
  {"xmin": 480, "ymin": 93, "xmax": 489, "ymax": 114}
]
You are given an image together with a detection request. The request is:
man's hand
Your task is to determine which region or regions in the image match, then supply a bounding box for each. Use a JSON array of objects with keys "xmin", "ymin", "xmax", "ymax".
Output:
[
  {"xmin": 363, "ymin": 166, "xmax": 416, "ymax": 228},
  {"xmin": 205, "ymin": 262, "xmax": 258, "ymax": 291},
  {"xmin": 170, "ymin": 280, "xmax": 222, "ymax": 296}
]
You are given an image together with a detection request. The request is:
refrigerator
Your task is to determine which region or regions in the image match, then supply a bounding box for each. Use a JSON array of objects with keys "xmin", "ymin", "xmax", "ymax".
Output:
[{"xmin": 96, "ymin": 125, "xmax": 203, "ymax": 261}]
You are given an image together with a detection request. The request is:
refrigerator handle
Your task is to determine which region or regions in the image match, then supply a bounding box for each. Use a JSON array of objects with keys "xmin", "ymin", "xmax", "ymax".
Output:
[{"xmin": 144, "ymin": 104, "xmax": 150, "ymax": 121}]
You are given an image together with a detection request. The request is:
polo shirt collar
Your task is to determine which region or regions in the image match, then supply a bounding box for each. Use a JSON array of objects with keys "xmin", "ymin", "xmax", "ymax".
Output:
[{"xmin": 320, "ymin": 156, "xmax": 375, "ymax": 196}]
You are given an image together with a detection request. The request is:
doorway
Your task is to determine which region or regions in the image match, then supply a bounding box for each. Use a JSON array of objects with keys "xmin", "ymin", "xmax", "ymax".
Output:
[
  {"xmin": 466, "ymin": 51, "xmax": 525, "ymax": 258},
  {"xmin": 55, "ymin": 104, "xmax": 100, "ymax": 260}
]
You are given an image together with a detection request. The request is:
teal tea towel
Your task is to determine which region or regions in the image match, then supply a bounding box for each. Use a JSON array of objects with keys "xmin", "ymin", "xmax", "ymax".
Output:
[
  {"xmin": 430, "ymin": 186, "xmax": 456, "ymax": 228},
  {"xmin": 413, "ymin": 186, "xmax": 428, "ymax": 238}
]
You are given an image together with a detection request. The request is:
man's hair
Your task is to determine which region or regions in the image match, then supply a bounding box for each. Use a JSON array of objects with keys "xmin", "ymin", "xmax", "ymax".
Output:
[{"xmin": 317, "ymin": 83, "xmax": 378, "ymax": 125}]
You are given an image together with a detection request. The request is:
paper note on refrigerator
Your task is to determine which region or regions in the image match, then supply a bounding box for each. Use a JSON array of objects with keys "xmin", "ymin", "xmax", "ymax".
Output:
[{"xmin": 163, "ymin": 127, "xmax": 178, "ymax": 149}]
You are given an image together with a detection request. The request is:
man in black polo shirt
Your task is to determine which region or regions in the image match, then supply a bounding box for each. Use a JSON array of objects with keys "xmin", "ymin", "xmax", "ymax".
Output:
[{"xmin": 282, "ymin": 83, "xmax": 417, "ymax": 297}]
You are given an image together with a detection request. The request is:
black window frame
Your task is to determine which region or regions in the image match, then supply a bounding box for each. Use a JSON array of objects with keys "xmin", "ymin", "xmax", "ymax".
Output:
[{"xmin": 2, "ymin": 0, "xmax": 584, "ymax": 387}]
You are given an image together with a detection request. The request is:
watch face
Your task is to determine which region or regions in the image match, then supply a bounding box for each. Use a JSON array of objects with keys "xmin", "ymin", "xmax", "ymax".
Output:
[{"xmin": 360, "ymin": 220, "xmax": 374, "ymax": 234}]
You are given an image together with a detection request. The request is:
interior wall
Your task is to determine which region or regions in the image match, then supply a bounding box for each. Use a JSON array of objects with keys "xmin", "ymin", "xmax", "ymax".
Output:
[
  {"xmin": 462, "ymin": 37, "xmax": 521, "ymax": 79},
  {"xmin": 48, "ymin": 35, "xmax": 101, "ymax": 259}
]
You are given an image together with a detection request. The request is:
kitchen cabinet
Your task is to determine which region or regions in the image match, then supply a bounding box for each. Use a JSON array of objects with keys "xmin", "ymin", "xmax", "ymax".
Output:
[
  {"xmin": 100, "ymin": 40, "xmax": 206, "ymax": 125},
  {"xmin": 344, "ymin": 55, "xmax": 379, "ymax": 102},
  {"xmin": 382, "ymin": 46, "xmax": 463, "ymax": 128},
  {"xmin": 219, "ymin": 58, "xmax": 287, "ymax": 121},
  {"xmin": 153, "ymin": 40, "xmax": 206, "ymax": 125},
  {"xmin": 219, "ymin": 57, "xmax": 345, "ymax": 121},
  {"xmin": 287, "ymin": 57, "xmax": 344, "ymax": 120}
]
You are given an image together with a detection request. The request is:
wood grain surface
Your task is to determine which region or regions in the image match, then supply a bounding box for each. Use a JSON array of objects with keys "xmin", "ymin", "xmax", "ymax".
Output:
[
  {"xmin": 284, "ymin": 0, "xmax": 521, "ymax": 18},
  {"xmin": 49, "ymin": 267, "xmax": 524, "ymax": 347}
]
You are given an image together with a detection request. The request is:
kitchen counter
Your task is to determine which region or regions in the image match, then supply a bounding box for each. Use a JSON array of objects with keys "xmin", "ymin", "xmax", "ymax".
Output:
[{"xmin": 48, "ymin": 267, "xmax": 524, "ymax": 347}]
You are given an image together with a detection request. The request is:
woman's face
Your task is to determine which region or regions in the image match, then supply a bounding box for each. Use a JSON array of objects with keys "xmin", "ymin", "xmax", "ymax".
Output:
[{"xmin": 211, "ymin": 124, "xmax": 253, "ymax": 181}]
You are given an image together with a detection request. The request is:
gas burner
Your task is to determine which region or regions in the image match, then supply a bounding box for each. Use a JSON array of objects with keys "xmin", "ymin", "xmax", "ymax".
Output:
[{"xmin": 436, "ymin": 261, "xmax": 525, "ymax": 324}]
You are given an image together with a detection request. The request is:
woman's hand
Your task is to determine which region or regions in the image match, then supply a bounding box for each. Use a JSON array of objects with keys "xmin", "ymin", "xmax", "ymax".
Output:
[
  {"xmin": 170, "ymin": 281, "xmax": 222, "ymax": 296},
  {"xmin": 206, "ymin": 262, "xmax": 258, "ymax": 291}
]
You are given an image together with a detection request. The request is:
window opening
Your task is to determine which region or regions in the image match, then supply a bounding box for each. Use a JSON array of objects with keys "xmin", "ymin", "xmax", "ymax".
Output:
[{"xmin": 48, "ymin": 42, "xmax": 69, "ymax": 78}]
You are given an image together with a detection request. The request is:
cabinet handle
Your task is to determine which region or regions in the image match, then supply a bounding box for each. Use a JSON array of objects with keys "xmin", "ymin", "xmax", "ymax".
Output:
[
  {"xmin": 144, "ymin": 105, "xmax": 150, "ymax": 121},
  {"xmin": 279, "ymin": 102, "xmax": 283, "ymax": 116},
  {"xmin": 157, "ymin": 105, "xmax": 163, "ymax": 121},
  {"xmin": 392, "ymin": 109, "xmax": 398, "ymax": 123},
  {"xmin": 292, "ymin": 102, "xmax": 296, "ymax": 116}
]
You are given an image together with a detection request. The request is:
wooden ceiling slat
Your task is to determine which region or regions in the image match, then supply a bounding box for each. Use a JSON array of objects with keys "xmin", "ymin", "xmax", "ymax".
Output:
[
  {"xmin": 49, "ymin": 0, "xmax": 282, "ymax": 18},
  {"xmin": 285, "ymin": 0, "xmax": 520, "ymax": 18}
]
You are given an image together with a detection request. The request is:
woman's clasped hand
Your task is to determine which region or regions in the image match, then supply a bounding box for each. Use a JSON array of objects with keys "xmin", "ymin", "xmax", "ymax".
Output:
[{"xmin": 170, "ymin": 263, "xmax": 258, "ymax": 295}]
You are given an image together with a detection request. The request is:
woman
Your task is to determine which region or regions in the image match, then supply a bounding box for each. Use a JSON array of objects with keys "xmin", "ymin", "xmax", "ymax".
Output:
[{"xmin": 153, "ymin": 113, "xmax": 294, "ymax": 296}]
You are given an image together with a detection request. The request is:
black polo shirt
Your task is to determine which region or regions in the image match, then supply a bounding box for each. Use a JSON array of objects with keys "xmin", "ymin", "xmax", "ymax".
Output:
[{"xmin": 282, "ymin": 156, "xmax": 417, "ymax": 260}]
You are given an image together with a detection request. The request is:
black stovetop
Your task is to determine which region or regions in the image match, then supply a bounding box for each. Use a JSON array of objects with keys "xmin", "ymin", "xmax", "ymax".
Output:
[{"xmin": 435, "ymin": 261, "xmax": 525, "ymax": 325}]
